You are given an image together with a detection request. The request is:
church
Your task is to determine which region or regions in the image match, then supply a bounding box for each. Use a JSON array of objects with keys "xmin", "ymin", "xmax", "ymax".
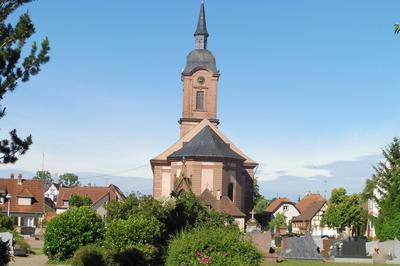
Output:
[{"xmin": 151, "ymin": 2, "xmax": 258, "ymax": 226}]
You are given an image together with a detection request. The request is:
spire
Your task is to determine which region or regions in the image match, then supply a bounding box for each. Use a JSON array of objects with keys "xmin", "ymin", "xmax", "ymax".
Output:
[{"xmin": 194, "ymin": 1, "xmax": 209, "ymax": 49}]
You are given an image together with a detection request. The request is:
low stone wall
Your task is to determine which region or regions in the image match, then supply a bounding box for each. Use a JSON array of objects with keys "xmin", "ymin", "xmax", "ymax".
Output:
[{"xmin": 366, "ymin": 240, "xmax": 400, "ymax": 258}]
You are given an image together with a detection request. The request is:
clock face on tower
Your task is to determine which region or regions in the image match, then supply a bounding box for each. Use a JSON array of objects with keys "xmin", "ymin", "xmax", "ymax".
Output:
[{"xmin": 197, "ymin": 76, "xmax": 205, "ymax": 85}]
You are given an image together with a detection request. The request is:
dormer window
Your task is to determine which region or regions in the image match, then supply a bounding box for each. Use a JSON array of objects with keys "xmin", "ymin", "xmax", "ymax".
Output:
[
  {"xmin": 17, "ymin": 197, "xmax": 32, "ymax": 206},
  {"xmin": 63, "ymin": 200, "xmax": 69, "ymax": 207},
  {"xmin": 196, "ymin": 91, "xmax": 204, "ymax": 111}
]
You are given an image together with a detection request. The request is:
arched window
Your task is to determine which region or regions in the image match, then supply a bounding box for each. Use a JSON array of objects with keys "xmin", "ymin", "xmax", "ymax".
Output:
[
  {"xmin": 228, "ymin": 182, "xmax": 234, "ymax": 201},
  {"xmin": 196, "ymin": 91, "xmax": 204, "ymax": 111}
]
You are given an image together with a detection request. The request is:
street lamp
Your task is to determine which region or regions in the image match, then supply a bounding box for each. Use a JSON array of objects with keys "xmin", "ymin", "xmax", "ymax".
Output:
[{"xmin": 6, "ymin": 193, "xmax": 11, "ymax": 217}]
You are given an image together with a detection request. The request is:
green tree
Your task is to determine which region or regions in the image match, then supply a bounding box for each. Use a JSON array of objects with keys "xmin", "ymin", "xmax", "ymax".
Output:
[
  {"xmin": 321, "ymin": 188, "xmax": 367, "ymax": 236},
  {"xmin": 0, "ymin": 214, "xmax": 13, "ymax": 231},
  {"xmin": 364, "ymin": 138, "xmax": 400, "ymax": 240},
  {"xmin": 32, "ymin": 170, "xmax": 53, "ymax": 185},
  {"xmin": 44, "ymin": 206, "xmax": 104, "ymax": 260},
  {"xmin": 395, "ymin": 24, "xmax": 400, "ymax": 34},
  {"xmin": 69, "ymin": 195, "xmax": 92, "ymax": 207},
  {"xmin": 59, "ymin": 173, "xmax": 79, "ymax": 186},
  {"xmin": 269, "ymin": 212, "xmax": 286, "ymax": 232},
  {"xmin": 0, "ymin": 0, "xmax": 50, "ymax": 164}
]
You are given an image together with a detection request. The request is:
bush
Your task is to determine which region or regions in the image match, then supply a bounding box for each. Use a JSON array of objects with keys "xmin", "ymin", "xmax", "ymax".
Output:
[
  {"xmin": 0, "ymin": 214, "xmax": 14, "ymax": 231},
  {"xmin": 72, "ymin": 244, "xmax": 109, "ymax": 266},
  {"xmin": 110, "ymin": 247, "xmax": 147, "ymax": 266},
  {"xmin": 44, "ymin": 206, "xmax": 104, "ymax": 260},
  {"xmin": 166, "ymin": 226, "xmax": 261, "ymax": 266},
  {"xmin": 0, "ymin": 238, "xmax": 10, "ymax": 265},
  {"xmin": 165, "ymin": 193, "xmax": 233, "ymax": 236},
  {"xmin": 104, "ymin": 214, "xmax": 163, "ymax": 263}
]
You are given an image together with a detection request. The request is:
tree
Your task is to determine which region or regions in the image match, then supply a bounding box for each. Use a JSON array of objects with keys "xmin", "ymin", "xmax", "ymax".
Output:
[
  {"xmin": 364, "ymin": 138, "xmax": 400, "ymax": 206},
  {"xmin": 321, "ymin": 188, "xmax": 367, "ymax": 237},
  {"xmin": 59, "ymin": 173, "xmax": 79, "ymax": 186},
  {"xmin": 0, "ymin": 0, "xmax": 50, "ymax": 164},
  {"xmin": 44, "ymin": 206, "xmax": 104, "ymax": 260},
  {"xmin": 269, "ymin": 212, "xmax": 286, "ymax": 232},
  {"xmin": 0, "ymin": 214, "xmax": 13, "ymax": 231},
  {"xmin": 395, "ymin": 24, "xmax": 400, "ymax": 34},
  {"xmin": 32, "ymin": 170, "xmax": 53, "ymax": 185},
  {"xmin": 69, "ymin": 195, "xmax": 92, "ymax": 207},
  {"xmin": 364, "ymin": 138, "xmax": 400, "ymax": 240}
]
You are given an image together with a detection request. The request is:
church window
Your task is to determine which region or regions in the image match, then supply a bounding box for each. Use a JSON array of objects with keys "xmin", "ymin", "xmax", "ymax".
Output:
[
  {"xmin": 228, "ymin": 182, "xmax": 234, "ymax": 201},
  {"xmin": 196, "ymin": 91, "xmax": 204, "ymax": 111}
]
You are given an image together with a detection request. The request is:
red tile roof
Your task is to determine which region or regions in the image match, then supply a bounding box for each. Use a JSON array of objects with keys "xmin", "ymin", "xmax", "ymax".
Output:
[
  {"xmin": 296, "ymin": 193, "xmax": 325, "ymax": 213},
  {"xmin": 0, "ymin": 177, "xmax": 44, "ymax": 214},
  {"xmin": 292, "ymin": 201, "xmax": 326, "ymax": 222},
  {"xmin": 56, "ymin": 185, "xmax": 125, "ymax": 209},
  {"xmin": 265, "ymin": 197, "xmax": 293, "ymax": 213}
]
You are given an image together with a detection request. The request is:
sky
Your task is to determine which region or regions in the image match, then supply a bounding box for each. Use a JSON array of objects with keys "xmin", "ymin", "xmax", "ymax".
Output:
[{"xmin": 2, "ymin": 1, "xmax": 400, "ymax": 200}]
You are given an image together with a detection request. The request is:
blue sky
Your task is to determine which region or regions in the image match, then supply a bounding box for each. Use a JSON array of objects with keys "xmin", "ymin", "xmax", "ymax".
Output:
[{"xmin": 2, "ymin": 1, "xmax": 400, "ymax": 199}]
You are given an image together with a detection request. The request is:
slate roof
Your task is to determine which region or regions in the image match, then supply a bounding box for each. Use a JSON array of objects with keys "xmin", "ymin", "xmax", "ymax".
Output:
[
  {"xmin": 265, "ymin": 197, "xmax": 295, "ymax": 213},
  {"xmin": 151, "ymin": 119, "xmax": 258, "ymax": 165},
  {"xmin": 56, "ymin": 185, "xmax": 125, "ymax": 209},
  {"xmin": 0, "ymin": 177, "xmax": 44, "ymax": 214},
  {"xmin": 167, "ymin": 126, "xmax": 245, "ymax": 161},
  {"xmin": 292, "ymin": 201, "xmax": 326, "ymax": 222},
  {"xmin": 199, "ymin": 189, "xmax": 245, "ymax": 217},
  {"xmin": 194, "ymin": 2, "xmax": 208, "ymax": 37},
  {"xmin": 183, "ymin": 49, "xmax": 218, "ymax": 76},
  {"xmin": 296, "ymin": 193, "xmax": 325, "ymax": 213}
]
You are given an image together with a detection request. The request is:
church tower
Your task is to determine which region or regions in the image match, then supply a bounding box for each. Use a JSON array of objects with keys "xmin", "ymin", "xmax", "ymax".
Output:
[
  {"xmin": 151, "ymin": 2, "xmax": 258, "ymax": 229},
  {"xmin": 179, "ymin": 2, "xmax": 220, "ymax": 137}
]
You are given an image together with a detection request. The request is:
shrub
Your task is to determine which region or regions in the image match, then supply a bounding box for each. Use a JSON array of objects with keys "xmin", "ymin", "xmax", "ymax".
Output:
[
  {"xmin": 104, "ymin": 214, "xmax": 163, "ymax": 262},
  {"xmin": 110, "ymin": 247, "xmax": 147, "ymax": 266},
  {"xmin": 167, "ymin": 226, "xmax": 261, "ymax": 266},
  {"xmin": 72, "ymin": 244, "xmax": 109, "ymax": 266},
  {"xmin": 44, "ymin": 206, "xmax": 104, "ymax": 260},
  {"xmin": 0, "ymin": 238, "xmax": 10, "ymax": 265},
  {"xmin": 165, "ymin": 192, "xmax": 233, "ymax": 236},
  {"xmin": 0, "ymin": 215, "xmax": 14, "ymax": 231}
]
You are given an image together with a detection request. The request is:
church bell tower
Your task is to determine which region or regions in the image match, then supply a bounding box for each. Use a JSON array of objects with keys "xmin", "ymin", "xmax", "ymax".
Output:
[{"xmin": 179, "ymin": 2, "xmax": 220, "ymax": 137}]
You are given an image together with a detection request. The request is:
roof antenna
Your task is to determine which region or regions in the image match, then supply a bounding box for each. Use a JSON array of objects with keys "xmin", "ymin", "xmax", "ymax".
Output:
[{"xmin": 42, "ymin": 146, "xmax": 45, "ymax": 171}]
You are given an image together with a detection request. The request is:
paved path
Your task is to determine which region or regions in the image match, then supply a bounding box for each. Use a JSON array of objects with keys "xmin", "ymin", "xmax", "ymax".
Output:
[{"xmin": 10, "ymin": 254, "xmax": 49, "ymax": 266}]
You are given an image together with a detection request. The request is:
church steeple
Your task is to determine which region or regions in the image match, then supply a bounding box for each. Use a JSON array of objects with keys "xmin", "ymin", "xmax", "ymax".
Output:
[{"xmin": 194, "ymin": 2, "xmax": 209, "ymax": 50}]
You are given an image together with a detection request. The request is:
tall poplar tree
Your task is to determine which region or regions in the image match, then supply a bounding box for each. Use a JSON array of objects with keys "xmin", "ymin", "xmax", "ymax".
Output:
[{"xmin": 0, "ymin": 0, "xmax": 50, "ymax": 164}]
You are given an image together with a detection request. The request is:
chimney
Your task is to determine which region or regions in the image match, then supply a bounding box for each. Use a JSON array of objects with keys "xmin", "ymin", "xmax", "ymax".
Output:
[
  {"xmin": 10, "ymin": 173, "xmax": 14, "ymax": 179},
  {"xmin": 18, "ymin": 174, "xmax": 22, "ymax": 185}
]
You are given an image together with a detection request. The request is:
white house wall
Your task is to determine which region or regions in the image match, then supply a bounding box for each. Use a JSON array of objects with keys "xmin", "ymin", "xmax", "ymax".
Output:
[{"xmin": 273, "ymin": 204, "xmax": 300, "ymax": 223}]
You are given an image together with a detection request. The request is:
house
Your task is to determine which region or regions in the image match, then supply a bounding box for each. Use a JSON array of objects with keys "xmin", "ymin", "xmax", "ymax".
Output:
[
  {"xmin": 296, "ymin": 193, "xmax": 325, "ymax": 213},
  {"xmin": 44, "ymin": 183, "xmax": 60, "ymax": 203},
  {"xmin": 292, "ymin": 200, "xmax": 336, "ymax": 236},
  {"xmin": 0, "ymin": 174, "xmax": 44, "ymax": 228},
  {"xmin": 55, "ymin": 184, "xmax": 125, "ymax": 217},
  {"xmin": 151, "ymin": 2, "xmax": 258, "ymax": 220},
  {"xmin": 292, "ymin": 193, "xmax": 337, "ymax": 237},
  {"xmin": 365, "ymin": 189, "xmax": 380, "ymax": 239},
  {"xmin": 265, "ymin": 197, "xmax": 300, "ymax": 224}
]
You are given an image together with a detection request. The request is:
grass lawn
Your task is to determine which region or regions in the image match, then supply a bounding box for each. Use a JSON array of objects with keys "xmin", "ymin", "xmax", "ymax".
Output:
[{"xmin": 262, "ymin": 260, "xmax": 399, "ymax": 265}]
